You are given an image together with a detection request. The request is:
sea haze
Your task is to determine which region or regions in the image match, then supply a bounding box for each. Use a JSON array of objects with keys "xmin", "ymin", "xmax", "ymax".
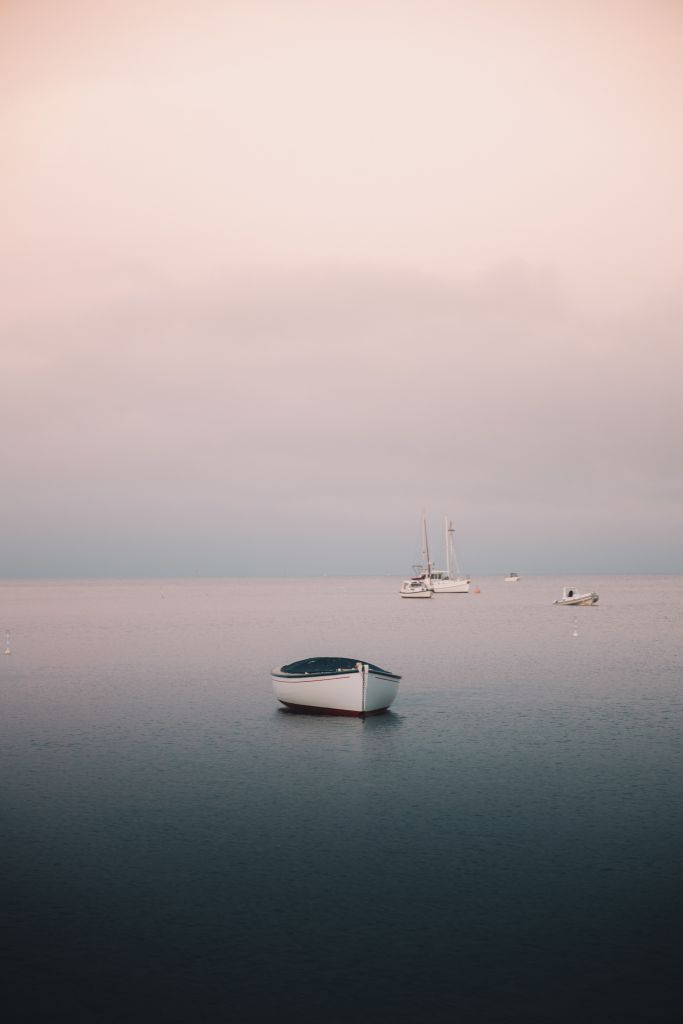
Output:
[{"xmin": 2, "ymin": 576, "xmax": 682, "ymax": 1023}]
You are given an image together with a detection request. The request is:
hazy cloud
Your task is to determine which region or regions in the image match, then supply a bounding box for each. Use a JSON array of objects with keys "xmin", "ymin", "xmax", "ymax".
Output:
[{"xmin": 1, "ymin": 0, "xmax": 682, "ymax": 575}]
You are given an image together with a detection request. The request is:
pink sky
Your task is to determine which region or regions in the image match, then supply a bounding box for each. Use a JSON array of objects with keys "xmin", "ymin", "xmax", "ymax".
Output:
[{"xmin": 2, "ymin": 0, "xmax": 682, "ymax": 575}]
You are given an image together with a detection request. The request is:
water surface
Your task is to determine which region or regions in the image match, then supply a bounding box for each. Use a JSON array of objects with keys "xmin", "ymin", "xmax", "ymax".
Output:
[{"xmin": 2, "ymin": 576, "xmax": 682, "ymax": 1021}]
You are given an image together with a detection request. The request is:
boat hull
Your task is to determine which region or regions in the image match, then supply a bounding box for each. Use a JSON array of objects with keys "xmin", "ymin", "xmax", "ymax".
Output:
[
  {"xmin": 400, "ymin": 580, "xmax": 432, "ymax": 597},
  {"xmin": 430, "ymin": 577, "xmax": 469, "ymax": 593},
  {"xmin": 272, "ymin": 665, "xmax": 401, "ymax": 716},
  {"xmin": 554, "ymin": 592, "xmax": 599, "ymax": 606}
]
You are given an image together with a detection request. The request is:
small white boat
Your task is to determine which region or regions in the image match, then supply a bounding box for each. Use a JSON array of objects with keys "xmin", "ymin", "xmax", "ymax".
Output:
[
  {"xmin": 400, "ymin": 579, "xmax": 433, "ymax": 598},
  {"xmin": 505, "ymin": 572, "xmax": 520, "ymax": 582},
  {"xmin": 553, "ymin": 587, "xmax": 599, "ymax": 606},
  {"xmin": 272, "ymin": 656, "xmax": 401, "ymax": 716}
]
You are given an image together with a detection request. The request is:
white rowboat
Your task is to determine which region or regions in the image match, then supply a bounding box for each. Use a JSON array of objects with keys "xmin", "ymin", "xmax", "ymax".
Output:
[{"xmin": 272, "ymin": 657, "xmax": 401, "ymax": 716}]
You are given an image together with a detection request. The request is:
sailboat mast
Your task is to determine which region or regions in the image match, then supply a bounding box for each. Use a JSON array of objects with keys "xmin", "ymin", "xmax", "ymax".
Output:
[
  {"xmin": 445, "ymin": 516, "xmax": 451, "ymax": 577},
  {"xmin": 448, "ymin": 520, "xmax": 462, "ymax": 577},
  {"xmin": 422, "ymin": 514, "xmax": 431, "ymax": 579}
]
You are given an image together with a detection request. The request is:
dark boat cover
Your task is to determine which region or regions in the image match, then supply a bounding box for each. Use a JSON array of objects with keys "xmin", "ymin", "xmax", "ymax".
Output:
[{"xmin": 280, "ymin": 656, "xmax": 396, "ymax": 677}]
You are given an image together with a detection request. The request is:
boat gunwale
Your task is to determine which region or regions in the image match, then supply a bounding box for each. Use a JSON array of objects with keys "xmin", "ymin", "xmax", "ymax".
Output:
[{"xmin": 272, "ymin": 659, "xmax": 401, "ymax": 681}]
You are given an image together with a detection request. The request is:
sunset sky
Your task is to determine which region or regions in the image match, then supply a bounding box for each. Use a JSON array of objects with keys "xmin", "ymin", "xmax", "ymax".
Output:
[{"xmin": 2, "ymin": 0, "xmax": 682, "ymax": 576}]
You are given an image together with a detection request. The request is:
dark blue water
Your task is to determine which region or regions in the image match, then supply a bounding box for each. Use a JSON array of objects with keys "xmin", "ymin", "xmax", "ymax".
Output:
[{"xmin": 2, "ymin": 577, "xmax": 682, "ymax": 1022}]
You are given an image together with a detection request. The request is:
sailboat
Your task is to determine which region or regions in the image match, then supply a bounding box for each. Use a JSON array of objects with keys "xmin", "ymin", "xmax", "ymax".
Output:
[
  {"xmin": 400, "ymin": 515, "xmax": 434, "ymax": 597},
  {"xmin": 403, "ymin": 515, "xmax": 470, "ymax": 595},
  {"xmin": 427, "ymin": 518, "xmax": 470, "ymax": 593}
]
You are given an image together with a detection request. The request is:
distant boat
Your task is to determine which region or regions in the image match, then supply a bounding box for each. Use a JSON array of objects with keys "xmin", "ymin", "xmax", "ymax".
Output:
[
  {"xmin": 428, "ymin": 518, "xmax": 470, "ymax": 593},
  {"xmin": 272, "ymin": 657, "xmax": 401, "ymax": 716},
  {"xmin": 405, "ymin": 515, "xmax": 470, "ymax": 594},
  {"xmin": 400, "ymin": 579, "xmax": 433, "ymax": 598},
  {"xmin": 400, "ymin": 515, "xmax": 435, "ymax": 597},
  {"xmin": 505, "ymin": 572, "xmax": 521, "ymax": 582},
  {"xmin": 554, "ymin": 587, "xmax": 599, "ymax": 606}
]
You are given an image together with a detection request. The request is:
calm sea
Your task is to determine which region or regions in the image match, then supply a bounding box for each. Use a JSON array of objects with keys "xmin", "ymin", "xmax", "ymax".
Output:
[{"xmin": 2, "ymin": 576, "xmax": 682, "ymax": 1023}]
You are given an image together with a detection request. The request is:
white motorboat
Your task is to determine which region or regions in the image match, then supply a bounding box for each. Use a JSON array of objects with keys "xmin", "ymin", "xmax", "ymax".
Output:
[
  {"xmin": 400, "ymin": 579, "xmax": 433, "ymax": 598},
  {"xmin": 505, "ymin": 572, "xmax": 521, "ymax": 582},
  {"xmin": 553, "ymin": 587, "xmax": 599, "ymax": 606},
  {"xmin": 272, "ymin": 656, "xmax": 401, "ymax": 716}
]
